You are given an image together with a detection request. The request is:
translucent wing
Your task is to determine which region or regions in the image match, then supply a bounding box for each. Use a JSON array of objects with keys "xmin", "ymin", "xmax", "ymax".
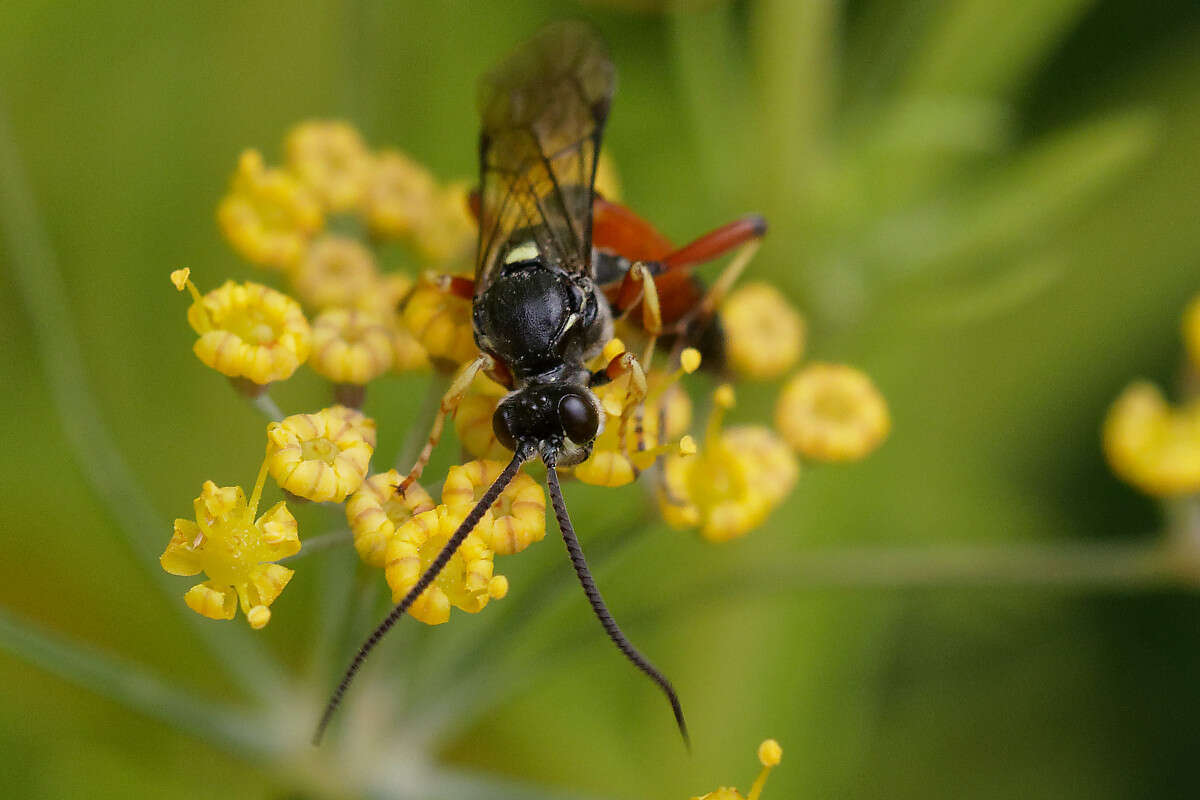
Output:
[{"xmin": 475, "ymin": 22, "xmax": 615, "ymax": 294}]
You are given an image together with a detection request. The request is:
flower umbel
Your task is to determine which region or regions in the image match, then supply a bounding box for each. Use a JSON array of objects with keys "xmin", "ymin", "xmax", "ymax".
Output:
[
  {"xmin": 776, "ymin": 363, "xmax": 890, "ymax": 462},
  {"xmin": 160, "ymin": 460, "xmax": 299, "ymax": 629},
  {"xmin": 173, "ymin": 269, "xmax": 312, "ymax": 386},
  {"xmin": 266, "ymin": 406, "xmax": 376, "ymax": 503}
]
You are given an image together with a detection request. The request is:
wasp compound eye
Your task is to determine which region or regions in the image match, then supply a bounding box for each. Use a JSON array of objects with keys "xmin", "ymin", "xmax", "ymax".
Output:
[
  {"xmin": 493, "ymin": 402, "xmax": 519, "ymax": 452},
  {"xmin": 559, "ymin": 391, "xmax": 599, "ymax": 445}
]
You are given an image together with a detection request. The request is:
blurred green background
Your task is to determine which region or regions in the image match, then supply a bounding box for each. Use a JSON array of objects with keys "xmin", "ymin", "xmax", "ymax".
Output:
[{"xmin": 4, "ymin": 1, "xmax": 1200, "ymax": 798}]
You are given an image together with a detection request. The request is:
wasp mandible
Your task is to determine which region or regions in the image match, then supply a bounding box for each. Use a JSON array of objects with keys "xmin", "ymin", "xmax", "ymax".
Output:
[{"xmin": 315, "ymin": 21, "xmax": 766, "ymax": 747}]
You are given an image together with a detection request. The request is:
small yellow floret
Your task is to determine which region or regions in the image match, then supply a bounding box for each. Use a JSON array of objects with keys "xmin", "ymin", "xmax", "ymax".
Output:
[
  {"xmin": 776, "ymin": 363, "xmax": 890, "ymax": 462},
  {"xmin": 289, "ymin": 234, "xmax": 380, "ymax": 310},
  {"xmin": 402, "ymin": 275, "xmax": 479, "ymax": 366},
  {"xmin": 266, "ymin": 406, "xmax": 376, "ymax": 503},
  {"xmin": 184, "ymin": 278, "xmax": 312, "ymax": 385},
  {"xmin": 660, "ymin": 387, "xmax": 797, "ymax": 543},
  {"xmin": 1103, "ymin": 381, "xmax": 1200, "ymax": 496},
  {"xmin": 363, "ymin": 149, "xmax": 438, "ymax": 239},
  {"xmin": 284, "ymin": 120, "xmax": 372, "ymax": 212},
  {"xmin": 217, "ymin": 149, "xmax": 323, "ymax": 269},
  {"xmin": 384, "ymin": 504, "xmax": 501, "ymax": 625},
  {"xmin": 309, "ymin": 308, "xmax": 394, "ymax": 385},
  {"xmin": 442, "ymin": 459, "xmax": 546, "ymax": 556},
  {"xmin": 170, "ymin": 268, "xmax": 190, "ymax": 291},
  {"xmin": 722, "ymin": 282, "xmax": 805, "ymax": 380},
  {"xmin": 161, "ymin": 467, "xmax": 300, "ymax": 628},
  {"xmin": 345, "ymin": 470, "xmax": 436, "ymax": 567}
]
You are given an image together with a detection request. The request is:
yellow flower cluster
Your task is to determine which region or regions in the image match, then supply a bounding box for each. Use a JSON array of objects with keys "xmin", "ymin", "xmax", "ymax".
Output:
[
  {"xmin": 161, "ymin": 461, "xmax": 299, "ymax": 629},
  {"xmin": 165, "ymin": 119, "xmax": 893, "ymax": 640},
  {"xmin": 690, "ymin": 739, "xmax": 782, "ymax": 800},
  {"xmin": 659, "ymin": 385, "xmax": 797, "ymax": 543},
  {"xmin": 576, "ymin": 343, "xmax": 699, "ymax": 488},
  {"xmin": 344, "ymin": 458, "xmax": 545, "ymax": 625}
]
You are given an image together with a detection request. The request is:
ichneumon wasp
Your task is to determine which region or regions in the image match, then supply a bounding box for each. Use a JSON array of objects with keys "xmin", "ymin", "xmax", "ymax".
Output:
[{"xmin": 315, "ymin": 20, "xmax": 766, "ymax": 748}]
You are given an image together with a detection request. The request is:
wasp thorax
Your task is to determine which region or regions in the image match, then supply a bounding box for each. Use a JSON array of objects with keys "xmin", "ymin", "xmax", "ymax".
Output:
[{"xmin": 493, "ymin": 384, "xmax": 601, "ymax": 456}]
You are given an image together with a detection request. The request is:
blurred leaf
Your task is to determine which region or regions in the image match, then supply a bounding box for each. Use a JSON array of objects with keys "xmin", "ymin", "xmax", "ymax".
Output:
[
  {"xmin": 0, "ymin": 606, "xmax": 258, "ymax": 753},
  {"xmin": 904, "ymin": 0, "xmax": 1097, "ymax": 97}
]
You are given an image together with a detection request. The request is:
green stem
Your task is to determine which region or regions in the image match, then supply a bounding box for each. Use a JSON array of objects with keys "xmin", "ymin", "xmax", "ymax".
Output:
[
  {"xmin": 252, "ymin": 392, "xmax": 286, "ymax": 422},
  {"xmin": 0, "ymin": 606, "xmax": 261, "ymax": 755},
  {"xmin": 0, "ymin": 97, "xmax": 287, "ymax": 706},
  {"xmin": 280, "ymin": 528, "xmax": 354, "ymax": 564}
]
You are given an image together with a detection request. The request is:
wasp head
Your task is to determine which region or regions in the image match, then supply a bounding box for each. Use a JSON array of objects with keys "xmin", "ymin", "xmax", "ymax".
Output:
[{"xmin": 492, "ymin": 383, "xmax": 602, "ymax": 466}]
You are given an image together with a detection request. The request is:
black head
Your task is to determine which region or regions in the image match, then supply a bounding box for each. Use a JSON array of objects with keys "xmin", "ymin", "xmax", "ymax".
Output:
[{"xmin": 493, "ymin": 383, "xmax": 602, "ymax": 466}]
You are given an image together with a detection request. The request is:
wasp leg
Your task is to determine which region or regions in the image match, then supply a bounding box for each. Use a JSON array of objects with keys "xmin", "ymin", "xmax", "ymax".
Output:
[{"xmin": 398, "ymin": 352, "xmax": 494, "ymax": 490}]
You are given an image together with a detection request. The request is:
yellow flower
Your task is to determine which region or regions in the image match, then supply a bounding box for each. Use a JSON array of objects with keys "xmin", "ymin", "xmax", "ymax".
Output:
[
  {"xmin": 308, "ymin": 308, "xmax": 394, "ymax": 385},
  {"xmin": 690, "ymin": 739, "xmax": 782, "ymax": 800},
  {"xmin": 401, "ymin": 274, "xmax": 479, "ymax": 366},
  {"xmin": 289, "ymin": 234, "xmax": 381, "ymax": 311},
  {"xmin": 384, "ymin": 504, "xmax": 505, "ymax": 625},
  {"xmin": 411, "ymin": 181, "xmax": 476, "ymax": 266},
  {"xmin": 352, "ymin": 270, "xmax": 414, "ymax": 316},
  {"xmin": 1103, "ymin": 381, "xmax": 1200, "ymax": 496},
  {"xmin": 266, "ymin": 406, "xmax": 376, "ymax": 503},
  {"xmin": 577, "ymin": 363, "xmax": 696, "ymax": 488},
  {"xmin": 217, "ymin": 149, "xmax": 323, "ymax": 269},
  {"xmin": 776, "ymin": 363, "xmax": 890, "ymax": 462},
  {"xmin": 283, "ymin": 120, "xmax": 372, "ymax": 212},
  {"xmin": 1184, "ymin": 295, "xmax": 1200, "ymax": 371},
  {"xmin": 160, "ymin": 461, "xmax": 299, "ymax": 629},
  {"xmin": 660, "ymin": 386, "xmax": 798, "ymax": 543},
  {"xmin": 454, "ymin": 373, "xmax": 513, "ymax": 461},
  {"xmin": 363, "ymin": 149, "xmax": 438, "ymax": 239},
  {"xmin": 345, "ymin": 470, "xmax": 436, "ymax": 567},
  {"xmin": 722, "ymin": 282, "xmax": 806, "ymax": 380},
  {"xmin": 441, "ymin": 459, "xmax": 546, "ymax": 555},
  {"xmin": 174, "ymin": 270, "xmax": 311, "ymax": 385}
]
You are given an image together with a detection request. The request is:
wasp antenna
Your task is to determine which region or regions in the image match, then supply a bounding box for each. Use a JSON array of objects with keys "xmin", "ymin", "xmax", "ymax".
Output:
[
  {"xmin": 313, "ymin": 447, "xmax": 530, "ymax": 746},
  {"xmin": 543, "ymin": 455, "xmax": 691, "ymax": 750}
]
